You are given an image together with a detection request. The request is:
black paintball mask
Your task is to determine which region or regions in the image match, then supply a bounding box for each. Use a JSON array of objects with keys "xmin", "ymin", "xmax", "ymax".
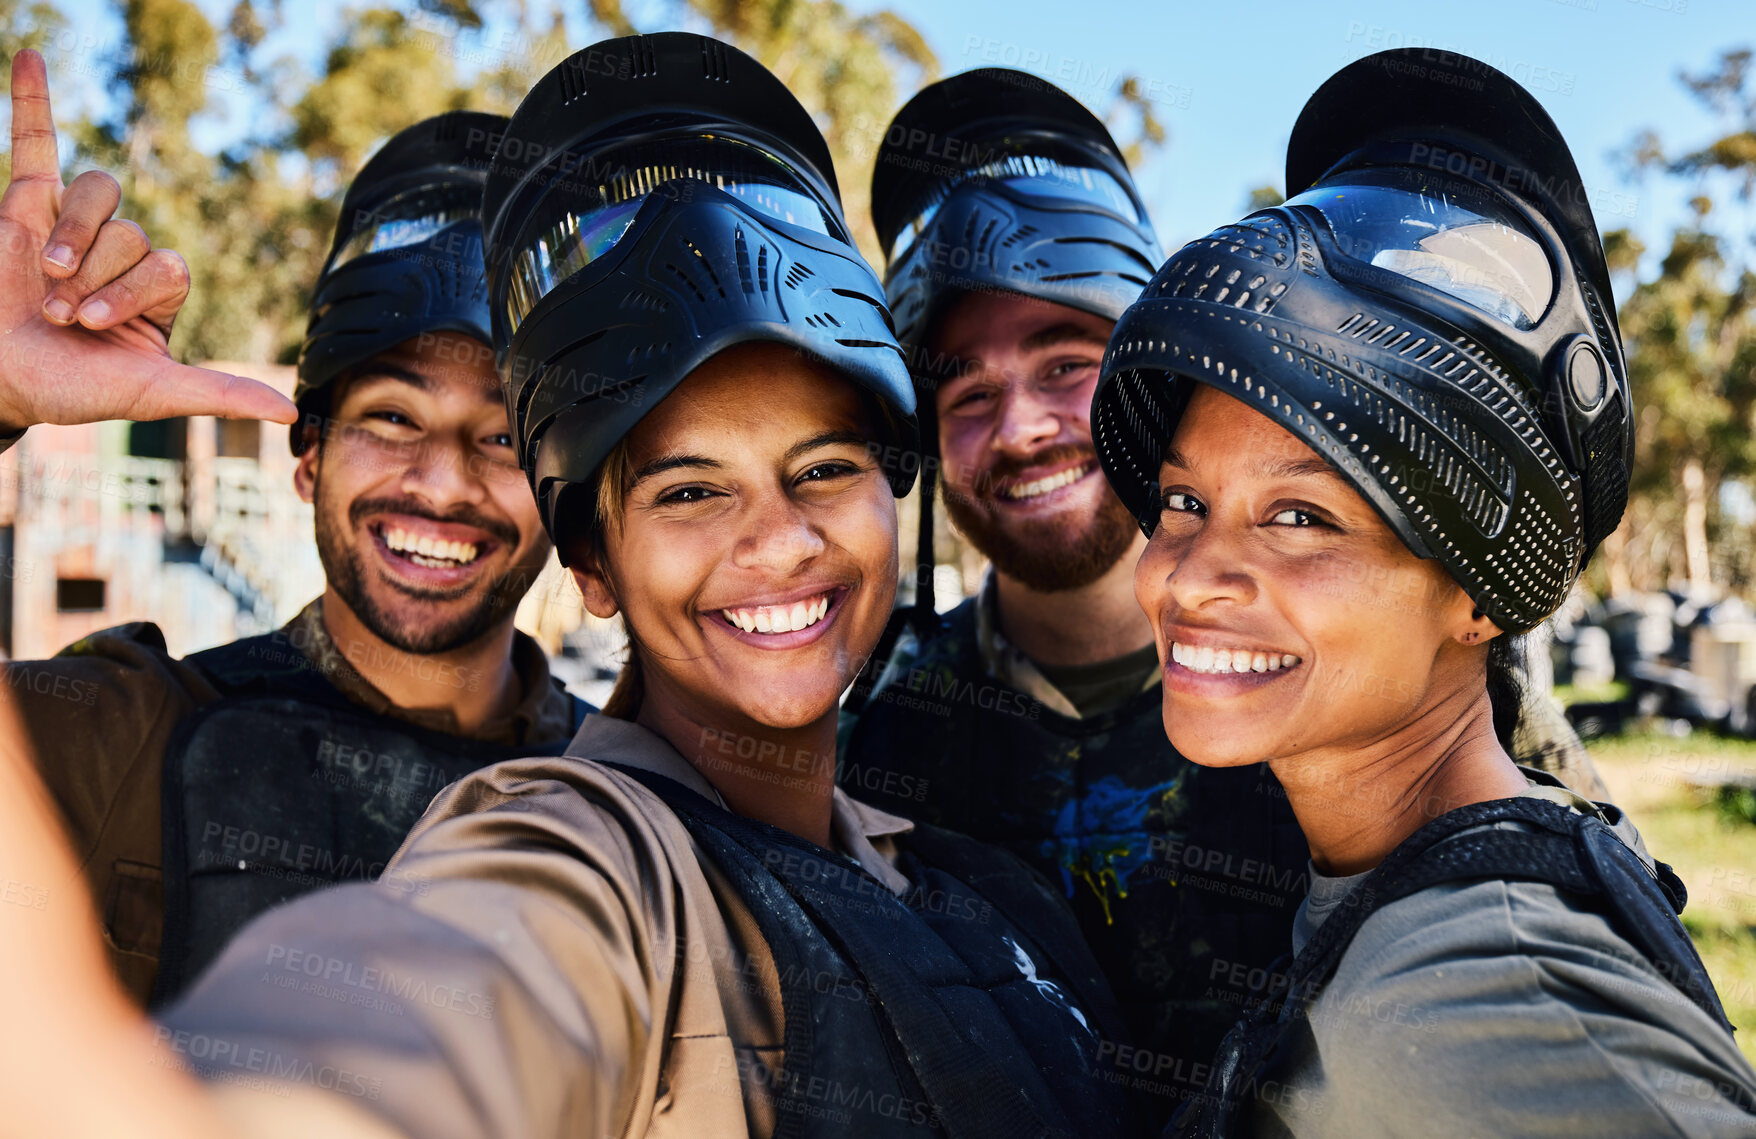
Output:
[
  {"xmin": 1093, "ymin": 49, "xmax": 1632, "ymax": 634},
  {"xmin": 483, "ymin": 33, "xmax": 918, "ymax": 549},
  {"xmin": 872, "ymin": 68, "xmax": 1161, "ymax": 617},
  {"xmin": 873, "ymin": 68, "xmax": 1162, "ymax": 356},
  {"xmin": 293, "ymin": 111, "xmax": 505, "ymax": 453}
]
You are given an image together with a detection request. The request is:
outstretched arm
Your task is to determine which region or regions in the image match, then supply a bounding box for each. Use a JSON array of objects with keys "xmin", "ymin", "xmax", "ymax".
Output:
[
  {"xmin": 0, "ymin": 49, "xmax": 295, "ymax": 436},
  {"xmin": 0, "ymin": 696, "xmax": 405, "ymax": 1138}
]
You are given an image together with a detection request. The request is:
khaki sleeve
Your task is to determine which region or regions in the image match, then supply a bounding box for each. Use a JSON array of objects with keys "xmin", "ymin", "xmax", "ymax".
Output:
[
  {"xmin": 156, "ymin": 761, "xmax": 701, "ymax": 1139},
  {"xmin": 3, "ymin": 623, "xmax": 211, "ymax": 861},
  {"xmin": 2, "ymin": 623, "xmax": 218, "ymax": 1002}
]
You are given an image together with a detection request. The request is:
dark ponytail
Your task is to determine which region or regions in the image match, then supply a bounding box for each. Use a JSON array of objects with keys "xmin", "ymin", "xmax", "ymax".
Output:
[
  {"xmin": 601, "ymin": 636, "xmax": 643, "ymax": 720},
  {"xmin": 559, "ymin": 438, "xmax": 646, "ymax": 721},
  {"xmin": 1486, "ymin": 634, "xmax": 1525, "ymax": 754}
]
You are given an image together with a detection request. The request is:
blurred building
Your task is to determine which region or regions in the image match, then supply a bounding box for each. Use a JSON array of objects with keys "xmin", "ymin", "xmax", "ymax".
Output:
[
  {"xmin": 0, "ymin": 362, "xmax": 621, "ymax": 690},
  {"xmin": 0, "ymin": 363, "xmax": 322, "ymax": 660}
]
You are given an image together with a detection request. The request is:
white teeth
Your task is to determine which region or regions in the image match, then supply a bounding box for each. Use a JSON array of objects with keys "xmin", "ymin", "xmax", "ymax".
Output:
[
  {"xmin": 1171, "ymin": 641, "xmax": 1301, "ymax": 676},
  {"xmin": 722, "ymin": 593, "xmax": 834, "ymax": 636},
  {"xmin": 1004, "ymin": 463, "xmax": 1091, "ymax": 500},
  {"xmin": 382, "ymin": 527, "xmax": 479, "ymax": 566}
]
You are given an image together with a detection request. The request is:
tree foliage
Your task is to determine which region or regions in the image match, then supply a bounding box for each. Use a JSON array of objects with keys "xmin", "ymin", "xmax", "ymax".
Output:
[
  {"xmin": 1610, "ymin": 46, "xmax": 1756, "ymax": 593},
  {"xmin": 11, "ymin": 0, "xmax": 1172, "ymax": 367}
]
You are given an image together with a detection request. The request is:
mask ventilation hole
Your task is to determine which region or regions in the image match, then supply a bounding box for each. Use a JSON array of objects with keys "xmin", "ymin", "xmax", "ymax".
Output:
[
  {"xmin": 701, "ymin": 39, "xmax": 730, "ymax": 82},
  {"xmin": 626, "ymin": 341, "xmax": 671, "ymax": 366},
  {"xmin": 999, "ymin": 224, "xmax": 1038, "ymax": 249},
  {"xmin": 668, "ymin": 235, "xmax": 725, "ymax": 300},
  {"xmin": 558, "ymin": 56, "xmax": 590, "ymax": 104},
  {"xmin": 733, "ymin": 228, "xmax": 774, "ymax": 296},
  {"xmin": 619, "ymin": 288, "xmax": 669, "ymax": 312},
  {"xmin": 783, "ymin": 263, "xmax": 815, "ymax": 290},
  {"xmin": 1580, "ymin": 393, "xmax": 1628, "ymax": 551},
  {"xmin": 662, "ymin": 261, "xmax": 708, "ymax": 303},
  {"xmin": 628, "ymin": 36, "xmax": 658, "ymax": 78}
]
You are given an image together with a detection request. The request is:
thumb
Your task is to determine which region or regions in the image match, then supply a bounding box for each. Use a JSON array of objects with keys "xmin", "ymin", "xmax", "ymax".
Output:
[{"xmin": 136, "ymin": 359, "xmax": 299, "ymax": 424}]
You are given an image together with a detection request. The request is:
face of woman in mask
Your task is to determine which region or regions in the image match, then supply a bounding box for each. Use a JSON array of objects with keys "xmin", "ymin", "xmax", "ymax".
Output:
[
  {"xmin": 574, "ymin": 341, "xmax": 900, "ymax": 738},
  {"xmin": 1134, "ymin": 384, "xmax": 1496, "ymax": 774}
]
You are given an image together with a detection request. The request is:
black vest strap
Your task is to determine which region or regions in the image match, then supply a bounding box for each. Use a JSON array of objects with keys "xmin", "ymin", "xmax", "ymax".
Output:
[
  {"xmin": 1173, "ymin": 796, "xmax": 1746, "ymax": 1138},
  {"xmin": 602, "ymin": 762, "xmax": 1134, "ymax": 1138}
]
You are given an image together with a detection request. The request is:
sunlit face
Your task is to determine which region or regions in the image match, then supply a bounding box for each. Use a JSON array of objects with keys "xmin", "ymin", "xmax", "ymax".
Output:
[
  {"xmin": 583, "ymin": 342, "xmax": 898, "ymax": 731},
  {"xmin": 297, "ymin": 333, "xmax": 552, "ymax": 655},
  {"xmin": 1134, "ymin": 384, "xmax": 1487, "ymax": 768},
  {"xmin": 931, "ymin": 291, "xmax": 1137, "ymax": 591}
]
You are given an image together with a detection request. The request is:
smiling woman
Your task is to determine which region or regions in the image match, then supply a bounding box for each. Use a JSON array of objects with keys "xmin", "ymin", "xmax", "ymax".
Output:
[
  {"xmin": 568, "ymin": 344, "xmax": 903, "ymax": 834},
  {"xmin": 1091, "ymin": 49, "xmax": 1756, "ymax": 1139}
]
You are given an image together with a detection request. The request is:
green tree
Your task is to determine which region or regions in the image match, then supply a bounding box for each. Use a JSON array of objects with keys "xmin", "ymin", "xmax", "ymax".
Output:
[{"xmin": 1612, "ymin": 47, "xmax": 1756, "ymax": 593}]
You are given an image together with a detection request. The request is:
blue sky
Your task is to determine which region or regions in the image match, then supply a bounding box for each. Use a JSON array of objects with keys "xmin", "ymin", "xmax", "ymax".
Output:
[{"xmin": 37, "ymin": 0, "xmax": 1755, "ymax": 302}]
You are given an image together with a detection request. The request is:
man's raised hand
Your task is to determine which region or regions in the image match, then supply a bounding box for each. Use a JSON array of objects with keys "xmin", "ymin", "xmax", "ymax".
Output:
[{"xmin": 0, "ymin": 49, "xmax": 296, "ymax": 435}]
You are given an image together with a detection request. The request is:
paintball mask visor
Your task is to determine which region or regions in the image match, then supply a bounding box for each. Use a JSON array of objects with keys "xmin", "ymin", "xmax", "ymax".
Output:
[
  {"xmin": 502, "ymin": 129, "xmax": 844, "ymax": 334},
  {"xmin": 887, "ymin": 135, "xmax": 1144, "ymax": 262},
  {"xmin": 326, "ymin": 180, "xmax": 485, "ymax": 273},
  {"xmin": 1286, "ymin": 167, "xmax": 1555, "ymax": 331}
]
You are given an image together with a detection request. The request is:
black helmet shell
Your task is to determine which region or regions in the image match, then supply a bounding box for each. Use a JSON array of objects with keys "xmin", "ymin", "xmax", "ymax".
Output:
[
  {"xmin": 871, "ymin": 68, "xmax": 1162, "ymax": 359},
  {"xmin": 1092, "ymin": 50, "xmax": 1632, "ymax": 634},
  {"xmin": 293, "ymin": 110, "xmax": 506, "ymax": 453},
  {"xmin": 484, "ymin": 33, "xmax": 919, "ymax": 549}
]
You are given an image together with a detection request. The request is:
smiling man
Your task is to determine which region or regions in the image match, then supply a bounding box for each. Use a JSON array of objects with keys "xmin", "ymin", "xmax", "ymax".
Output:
[{"xmin": 0, "ymin": 74, "xmax": 587, "ymax": 1008}]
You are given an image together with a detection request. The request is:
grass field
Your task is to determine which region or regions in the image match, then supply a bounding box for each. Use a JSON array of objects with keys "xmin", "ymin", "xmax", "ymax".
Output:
[{"xmin": 1589, "ymin": 728, "xmax": 1756, "ymax": 1064}]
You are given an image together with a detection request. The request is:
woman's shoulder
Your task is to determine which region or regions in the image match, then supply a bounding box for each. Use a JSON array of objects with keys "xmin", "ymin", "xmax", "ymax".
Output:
[
  {"xmin": 1326, "ymin": 802, "xmax": 1691, "ymax": 1031},
  {"xmin": 1300, "ymin": 835, "xmax": 1756, "ymax": 1136}
]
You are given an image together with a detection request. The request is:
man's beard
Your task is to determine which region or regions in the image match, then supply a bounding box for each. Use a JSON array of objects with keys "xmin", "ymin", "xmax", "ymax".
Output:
[
  {"xmin": 313, "ymin": 476, "xmax": 534, "ymax": 656},
  {"xmin": 940, "ymin": 444, "xmax": 1139, "ymax": 592}
]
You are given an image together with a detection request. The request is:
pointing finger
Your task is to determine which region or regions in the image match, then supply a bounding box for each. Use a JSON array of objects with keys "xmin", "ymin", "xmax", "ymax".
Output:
[{"xmin": 5, "ymin": 51, "xmax": 61, "ymax": 191}]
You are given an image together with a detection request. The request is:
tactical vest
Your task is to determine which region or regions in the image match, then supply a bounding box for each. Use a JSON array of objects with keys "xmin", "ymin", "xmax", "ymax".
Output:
[
  {"xmin": 607, "ymin": 761, "xmax": 1140, "ymax": 1138},
  {"xmin": 152, "ymin": 630, "xmax": 589, "ymax": 1007},
  {"xmin": 842, "ymin": 600, "xmax": 1309, "ymax": 1107},
  {"xmin": 1171, "ymin": 794, "xmax": 1754, "ymax": 1138}
]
